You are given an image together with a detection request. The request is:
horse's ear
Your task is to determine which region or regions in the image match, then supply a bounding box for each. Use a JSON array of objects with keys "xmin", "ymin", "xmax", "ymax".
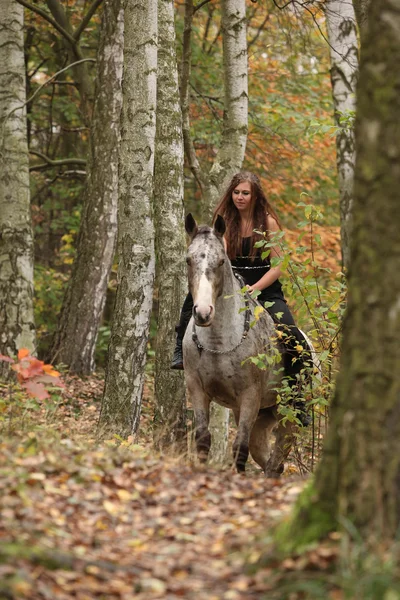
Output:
[
  {"xmin": 185, "ymin": 213, "xmax": 198, "ymax": 238},
  {"xmin": 214, "ymin": 214, "xmax": 226, "ymax": 238}
]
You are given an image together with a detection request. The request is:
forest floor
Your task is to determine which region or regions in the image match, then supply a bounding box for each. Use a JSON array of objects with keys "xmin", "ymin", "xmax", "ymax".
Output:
[{"xmin": 0, "ymin": 373, "xmax": 339, "ymax": 600}]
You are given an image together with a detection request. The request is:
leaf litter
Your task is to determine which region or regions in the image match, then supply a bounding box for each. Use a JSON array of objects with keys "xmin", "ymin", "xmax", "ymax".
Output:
[{"xmin": 0, "ymin": 373, "xmax": 336, "ymax": 600}]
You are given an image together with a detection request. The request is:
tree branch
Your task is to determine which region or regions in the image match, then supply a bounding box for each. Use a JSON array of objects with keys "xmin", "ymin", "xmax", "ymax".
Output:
[
  {"xmin": 46, "ymin": 0, "xmax": 84, "ymax": 61},
  {"xmin": 15, "ymin": 0, "xmax": 77, "ymax": 47},
  {"xmin": 1, "ymin": 58, "xmax": 96, "ymax": 146},
  {"xmin": 190, "ymin": 83, "xmax": 222, "ymax": 121},
  {"xmin": 206, "ymin": 25, "xmax": 221, "ymax": 55},
  {"xmin": 46, "ymin": 0, "xmax": 94, "ymax": 123},
  {"xmin": 248, "ymin": 12, "xmax": 271, "ymax": 50},
  {"xmin": 194, "ymin": 0, "xmax": 212, "ymax": 13},
  {"xmin": 201, "ymin": 2, "xmax": 215, "ymax": 52},
  {"xmin": 74, "ymin": 0, "xmax": 105, "ymax": 41},
  {"xmin": 29, "ymin": 150, "xmax": 86, "ymax": 172}
]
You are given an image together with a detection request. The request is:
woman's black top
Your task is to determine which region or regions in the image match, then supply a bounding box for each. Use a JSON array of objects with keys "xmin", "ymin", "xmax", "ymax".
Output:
[{"xmin": 230, "ymin": 236, "xmax": 284, "ymax": 301}]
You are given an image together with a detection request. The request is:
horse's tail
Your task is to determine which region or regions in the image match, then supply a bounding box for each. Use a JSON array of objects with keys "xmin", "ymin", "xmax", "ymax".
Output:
[{"xmin": 299, "ymin": 329, "xmax": 322, "ymax": 383}]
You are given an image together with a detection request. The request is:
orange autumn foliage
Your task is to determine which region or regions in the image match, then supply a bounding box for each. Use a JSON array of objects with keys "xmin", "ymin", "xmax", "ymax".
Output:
[{"xmin": 0, "ymin": 349, "xmax": 64, "ymax": 401}]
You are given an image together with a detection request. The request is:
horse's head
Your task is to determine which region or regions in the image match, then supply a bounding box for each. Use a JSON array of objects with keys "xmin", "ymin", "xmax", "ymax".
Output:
[{"xmin": 185, "ymin": 213, "xmax": 226, "ymax": 327}]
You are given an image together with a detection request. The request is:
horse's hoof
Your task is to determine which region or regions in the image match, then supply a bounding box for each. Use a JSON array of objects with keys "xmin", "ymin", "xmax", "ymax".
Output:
[
  {"xmin": 264, "ymin": 465, "xmax": 284, "ymax": 478},
  {"xmin": 236, "ymin": 464, "xmax": 246, "ymax": 474},
  {"xmin": 265, "ymin": 471, "xmax": 281, "ymax": 479}
]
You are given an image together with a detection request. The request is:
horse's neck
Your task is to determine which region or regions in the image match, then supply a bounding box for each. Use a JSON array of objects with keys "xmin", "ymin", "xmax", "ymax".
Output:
[{"xmin": 217, "ymin": 263, "xmax": 242, "ymax": 315}]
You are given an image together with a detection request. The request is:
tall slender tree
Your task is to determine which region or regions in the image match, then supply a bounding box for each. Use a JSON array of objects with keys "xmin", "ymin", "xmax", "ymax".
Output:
[
  {"xmin": 0, "ymin": 0, "xmax": 35, "ymax": 373},
  {"xmin": 277, "ymin": 0, "xmax": 400, "ymax": 550},
  {"xmin": 153, "ymin": 0, "xmax": 187, "ymax": 450},
  {"xmin": 50, "ymin": 0, "xmax": 124, "ymax": 374},
  {"xmin": 99, "ymin": 0, "xmax": 158, "ymax": 437},
  {"xmin": 45, "ymin": 0, "xmax": 96, "ymax": 125},
  {"xmin": 325, "ymin": 0, "xmax": 358, "ymax": 271},
  {"xmin": 180, "ymin": 0, "xmax": 248, "ymax": 461},
  {"xmin": 353, "ymin": 0, "xmax": 371, "ymax": 31}
]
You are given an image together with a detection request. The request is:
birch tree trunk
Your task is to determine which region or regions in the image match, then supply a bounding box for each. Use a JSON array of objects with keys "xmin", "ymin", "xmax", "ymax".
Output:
[
  {"xmin": 325, "ymin": 0, "xmax": 358, "ymax": 270},
  {"xmin": 0, "ymin": 0, "xmax": 35, "ymax": 373},
  {"xmin": 99, "ymin": 0, "xmax": 157, "ymax": 438},
  {"xmin": 277, "ymin": 0, "xmax": 400, "ymax": 550},
  {"xmin": 153, "ymin": 0, "xmax": 187, "ymax": 451},
  {"xmin": 50, "ymin": 0, "xmax": 124, "ymax": 374},
  {"xmin": 181, "ymin": 0, "xmax": 248, "ymax": 463},
  {"xmin": 203, "ymin": 0, "xmax": 248, "ymax": 221}
]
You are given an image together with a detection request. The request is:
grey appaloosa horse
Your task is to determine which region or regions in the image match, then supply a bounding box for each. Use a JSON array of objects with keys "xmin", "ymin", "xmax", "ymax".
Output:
[{"xmin": 183, "ymin": 213, "xmax": 297, "ymax": 477}]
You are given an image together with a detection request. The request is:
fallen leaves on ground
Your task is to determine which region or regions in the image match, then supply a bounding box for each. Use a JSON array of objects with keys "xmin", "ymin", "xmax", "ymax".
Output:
[{"xmin": 0, "ymin": 375, "xmax": 335, "ymax": 599}]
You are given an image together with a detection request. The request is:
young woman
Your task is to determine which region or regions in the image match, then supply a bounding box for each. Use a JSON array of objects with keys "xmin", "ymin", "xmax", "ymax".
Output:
[{"xmin": 171, "ymin": 171, "xmax": 311, "ymax": 425}]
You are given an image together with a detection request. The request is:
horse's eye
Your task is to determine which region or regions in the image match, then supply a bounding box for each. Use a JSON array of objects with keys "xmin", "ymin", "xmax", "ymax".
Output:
[
  {"xmin": 186, "ymin": 257, "xmax": 192, "ymax": 266},
  {"xmin": 218, "ymin": 259, "xmax": 225, "ymax": 267}
]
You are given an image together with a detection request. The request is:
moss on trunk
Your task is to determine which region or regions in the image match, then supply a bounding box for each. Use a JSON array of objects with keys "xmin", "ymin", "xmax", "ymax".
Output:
[{"xmin": 274, "ymin": 0, "xmax": 400, "ymax": 552}]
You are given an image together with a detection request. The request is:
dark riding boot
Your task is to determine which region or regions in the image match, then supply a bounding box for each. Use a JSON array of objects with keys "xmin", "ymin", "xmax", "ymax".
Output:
[
  {"xmin": 294, "ymin": 400, "xmax": 312, "ymax": 427},
  {"xmin": 282, "ymin": 337, "xmax": 312, "ymax": 428},
  {"xmin": 171, "ymin": 326, "xmax": 185, "ymax": 370},
  {"xmin": 171, "ymin": 293, "xmax": 194, "ymax": 370}
]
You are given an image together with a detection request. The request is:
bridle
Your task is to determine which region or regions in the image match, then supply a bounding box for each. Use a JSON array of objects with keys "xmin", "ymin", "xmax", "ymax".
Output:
[{"xmin": 191, "ymin": 271, "xmax": 252, "ymax": 355}]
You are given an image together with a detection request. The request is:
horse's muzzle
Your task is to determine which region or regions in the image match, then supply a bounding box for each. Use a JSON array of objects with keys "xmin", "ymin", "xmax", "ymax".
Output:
[{"xmin": 193, "ymin": 304, "xmax": 214, "ymax": 327}]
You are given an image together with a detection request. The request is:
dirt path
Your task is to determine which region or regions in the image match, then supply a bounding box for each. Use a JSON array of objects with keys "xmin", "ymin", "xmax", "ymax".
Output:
[{"xmin": 0, "ymin": 375, "xmax": 308, "ymax": 600}]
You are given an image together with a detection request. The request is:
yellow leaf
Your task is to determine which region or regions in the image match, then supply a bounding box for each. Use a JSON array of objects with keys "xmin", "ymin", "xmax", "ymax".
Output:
[
  {"xmin": 116, "ymin": 489, "xmax": 132, "ymax": 502},
  {"xmin": 254, "ymin": 305, "xmax": 264, "ymax": 321},
  {"xmin": 103, "ymin": 500, "xmax": 122, "ymax": 516}
]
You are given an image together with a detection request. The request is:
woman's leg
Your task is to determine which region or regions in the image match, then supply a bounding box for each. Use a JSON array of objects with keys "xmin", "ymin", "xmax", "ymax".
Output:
[
  {"xmin": 261, "ymin": 295, "xmax": 312, "ymax": 426},
  {"xmin": 171, "ymin": 292, "xmax": 193, "ymax": 370}
]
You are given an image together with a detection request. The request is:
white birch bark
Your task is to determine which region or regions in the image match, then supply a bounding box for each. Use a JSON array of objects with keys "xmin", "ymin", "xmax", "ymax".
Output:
[
  {"xmin": 207, "ymin": 0, "xmax": 248, "ymax": 463},
  {"xmin": 153, "ymin": 0, "xmax": 187, "ymax": 451},
  {"xmin": 0, "ymin": 0, "xmax": 36, "ymax": 370},
  {"xmin": 99, "ymin": 0, "xmax": 157, "ymax": 437},
  {"xmin": 203, "ymin": 0, "xmax": 248, "ymax": 221},
  {"xmin": 181, "ymin": 0, "xmax": 248, "ymax": 463},
  {"xmin": 326, "ymin": 0, "xmax": 358, "ymax": 270},
  {"xmin": 50, "ymin": 0, "xmax": 124, "ymax": 374}
]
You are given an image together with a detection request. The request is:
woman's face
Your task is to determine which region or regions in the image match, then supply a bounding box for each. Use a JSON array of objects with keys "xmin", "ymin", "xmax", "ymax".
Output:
[{"xmin": 232, "ymin": 181, "xmax": 252, "ymax": 214}]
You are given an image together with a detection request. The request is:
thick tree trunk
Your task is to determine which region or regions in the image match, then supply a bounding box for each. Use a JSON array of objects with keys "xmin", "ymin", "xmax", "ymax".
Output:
[
  {"xmin": 180, "ymin": 0, "xmax": 248, "ymax": 463},
  {"xmin": 279, "ymin": 0, "xmax": 400, "ymax": 550},
  {"xmin": 0, "ymin": 0, "xmax": 35, "ymax": 372},
  {"xmin": 153, "ymin": 0, "xmax": 187, "ymax": 451},
  {"xmin": 99, "ymin": 0, "xmax": 157, "ymax": 438},
  {"xmin": 326, "ymin": 0, "xmax": 358, "ymax": 271},
  {"xmin": 50, "ymin": 0, "xmax": 123, "ymax": 374}
]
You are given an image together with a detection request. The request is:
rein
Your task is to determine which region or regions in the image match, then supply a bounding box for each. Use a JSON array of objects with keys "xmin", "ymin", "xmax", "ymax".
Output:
[{"xmin": 191, "ymin": 271, "xmax": 252, "ymax": 355}]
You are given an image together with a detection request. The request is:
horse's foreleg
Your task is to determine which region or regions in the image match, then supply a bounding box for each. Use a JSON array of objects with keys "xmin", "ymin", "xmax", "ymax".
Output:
[
  {"xmin": 265, "ymin": 413, "xmax": 296, "ymax": 477},
  {"xmin": 187, "ymin": 377, "xmax": 211, "ymax": 463},
  {"xmin": 233, "ymin": 391, "xmax": 260, "ymax": 473},
  {"xmin": 195, "ymin": 406, "xmax": 211, "ymax": 463}
]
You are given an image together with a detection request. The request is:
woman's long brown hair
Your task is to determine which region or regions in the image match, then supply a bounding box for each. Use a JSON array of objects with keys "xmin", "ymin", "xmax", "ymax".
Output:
[{"xmin": 212, "ymin": 171, "xmax": 281, "ymax": 260}]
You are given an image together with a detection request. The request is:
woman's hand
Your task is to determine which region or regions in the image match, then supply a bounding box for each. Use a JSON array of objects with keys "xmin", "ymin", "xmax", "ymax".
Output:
[{"xmin": 246, "ymin": 284, "xmax": 258, "ymax": 294}]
